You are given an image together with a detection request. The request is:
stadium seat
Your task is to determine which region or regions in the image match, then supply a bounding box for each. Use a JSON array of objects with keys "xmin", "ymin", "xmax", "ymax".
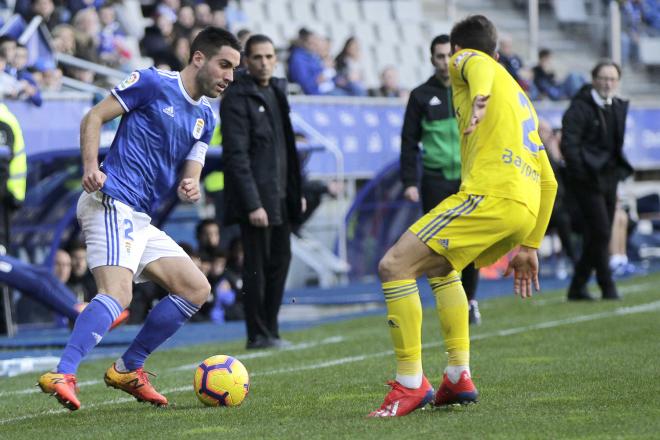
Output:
[
  {"xmin": 392, "ymin": 0, "xmax": 424, "ymax": 23},
  {"xmin": 264, "ymin": 0, "xmax": 291, "ymax": 25},
  {"xmin": 336, "ymin": 0, "xmax": 362, "ymax": 23},
  {"xmin": 314, "ymin": 1, "xmax": 340, "ymax": 23},
  {"xmin": 360, "ymin": 0, "xmax": 393, "ymax": 23},
  {"xmin": 349, "ymin": 22, "xmax": 377, "ymax": 48},
  {"xmin": 241, "ymin": 0, "xmax": 267, "ymax": 27},
  {"xmin": 258, "ymin": 21, "xmax": 285, "ymax": 46},
  {"xmin": 326, "ymin": 21, "xmax": 354, "ymax": 53},
  {"xmin": 553, "ymin": 0, "xmax": 588, "ymax": 24},
  {"xmin": 373, "ymin": 44, "xmax": 401, "ymax": 67},
  {"xmin": 375, "ymin": 22, "xmax": 403, "ymax": 44},
  {"xmin": 289, "ymin": 0, "xmax": 315, "ymax": 23},
  {"xmin": 640, "ymin": 37, "xmax": 660, "ymax": 66}
]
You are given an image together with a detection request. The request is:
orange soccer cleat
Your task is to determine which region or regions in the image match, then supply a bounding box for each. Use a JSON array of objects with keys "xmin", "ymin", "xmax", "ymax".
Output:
[
  {"xmin": 37, "ymin": 372, "xmax": 81, "ymax": 411},
  {"xmin": 103, "ymin": 363, "xmax": 168, "ymax": 407}
]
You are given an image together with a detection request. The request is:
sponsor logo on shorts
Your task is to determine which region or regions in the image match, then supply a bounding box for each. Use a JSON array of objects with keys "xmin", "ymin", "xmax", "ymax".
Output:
[{"xmin": 439, "ymin": 238, "xmax": 449, "ymax": 249}]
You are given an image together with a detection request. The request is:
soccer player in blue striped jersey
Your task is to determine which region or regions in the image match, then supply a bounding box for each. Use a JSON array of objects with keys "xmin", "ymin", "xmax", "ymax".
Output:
[{"xmin": 38, "ymin": 27, "xmax": 241, "ymax": 411}]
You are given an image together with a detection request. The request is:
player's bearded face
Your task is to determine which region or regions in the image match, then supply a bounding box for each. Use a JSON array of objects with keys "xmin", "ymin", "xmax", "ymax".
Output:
[
  {"xmin": 196, "ymin": 61, "xmax": 227, "ymax": 98},
  {"xmin": 195, "ymin": 47, "xmax": 240, "ymax": 98}
]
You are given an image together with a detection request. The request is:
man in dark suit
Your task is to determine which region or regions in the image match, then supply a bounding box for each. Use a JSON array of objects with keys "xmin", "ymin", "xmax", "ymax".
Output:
[
  {"xmin": 221, "ymin": 34, "xmax": 303, "ymax": 348},
  {"xmin": 560, "ymin": 60, "xmax": 633, "ymax": 301}
]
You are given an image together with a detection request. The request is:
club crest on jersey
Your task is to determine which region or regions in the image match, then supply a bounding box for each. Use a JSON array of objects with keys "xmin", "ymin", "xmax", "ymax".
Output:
[
  {"xmin": 117, "ymin": 71, "xmax": 140, "ymax": 90},
  {"xmin": 453, "ymin": 51, "xmax": 475, "ymax": 68},
  {"xmin": 193, "ymin": 118, "xmax": 204, "ymax": 139}
]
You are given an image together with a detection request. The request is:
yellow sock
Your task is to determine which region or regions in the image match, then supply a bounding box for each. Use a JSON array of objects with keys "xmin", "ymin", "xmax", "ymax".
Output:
[
  {"xmin": 382, "ymin": 279, "xmax": 423, "ymax": 387},
  {"xmin": 429, "ymin": 271, "xmax": 470, "ymax": 366}
]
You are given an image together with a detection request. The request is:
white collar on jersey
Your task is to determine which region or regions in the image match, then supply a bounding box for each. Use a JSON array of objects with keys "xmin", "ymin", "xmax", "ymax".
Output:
[
  {"xmin": 176, "ymin": 71, "xmax": 201, "ymax": 106},
  {"xmin": 591, "ymin": 88, "xmax": 613, "ymax": 108}
]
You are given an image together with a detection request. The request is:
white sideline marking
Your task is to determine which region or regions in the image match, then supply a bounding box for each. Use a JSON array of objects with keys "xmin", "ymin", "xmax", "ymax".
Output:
[
  {"xmin": 0, "ymin": 336, "xmax": 344, "ymax": 398},
  {"xmin": 1, "ymin": 301, "xmax": 659, "ymax": 425},
  {"xmin": 531, "ymin": 281, "xmax": 654, "ymax": 306}
]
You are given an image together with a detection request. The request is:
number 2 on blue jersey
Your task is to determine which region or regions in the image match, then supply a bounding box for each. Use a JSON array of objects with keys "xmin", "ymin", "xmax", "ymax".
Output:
[{"xmin": 518, "ymin": 92, "xmax": 541, "ymax": 154}]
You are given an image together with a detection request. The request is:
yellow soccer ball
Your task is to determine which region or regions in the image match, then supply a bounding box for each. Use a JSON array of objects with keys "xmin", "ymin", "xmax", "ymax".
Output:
[{"xmin": 194, "ymin": 355, "xmax": 250, "ymax": 407}]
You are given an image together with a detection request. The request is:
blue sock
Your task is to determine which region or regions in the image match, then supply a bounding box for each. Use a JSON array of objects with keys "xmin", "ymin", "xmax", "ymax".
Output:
[
  {"xmin": 120, "ymin": 294, "xmax": 199, "ymax": 371},
  {"xmin": 57, "ymin": 294, "xmax": 122, "ymax": 374}
]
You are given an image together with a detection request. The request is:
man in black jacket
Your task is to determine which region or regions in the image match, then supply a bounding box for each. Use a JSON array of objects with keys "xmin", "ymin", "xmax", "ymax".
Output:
[
  {"xmin": 221, "ymin": 34, "xmax": 303, "ymax": 348},
  {"xmin": 560, "ymin": 60, "xmax": 633, "ymax": 301},
  {"xmin": 400, "ymin": 34, "xmax": 481, "ymax": 324}
]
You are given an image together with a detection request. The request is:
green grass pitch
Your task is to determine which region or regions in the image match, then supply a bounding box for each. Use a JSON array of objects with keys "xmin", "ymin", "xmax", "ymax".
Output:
[{"xmin": 1, "ymin": 273, "xmax": 659, "ymax": 439}]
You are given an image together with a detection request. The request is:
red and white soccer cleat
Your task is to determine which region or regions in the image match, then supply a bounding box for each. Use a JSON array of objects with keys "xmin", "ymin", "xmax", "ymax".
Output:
[
  {"xmin": 368, "ymin": 376, "xmax": 434, "ymax": 417},
  {"xmin": 37, "ymin": 372, "xmax": 81, "ymax": 411},
  {"xmin": 103, "ymin": 363, "xmax": 168, "ymax": 407},
  {"xmin": 434, "ymin": 370, "xmax": 479, "ymax": 406}
]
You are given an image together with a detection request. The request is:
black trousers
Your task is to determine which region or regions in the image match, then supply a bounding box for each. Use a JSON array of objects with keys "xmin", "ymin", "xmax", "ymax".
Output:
[
  {"xmin": 568, "ymin": 181, "xmax": 618, "ymax": 297},
  {"xmin": 239, "ymin": 208, "xmax": 292, "ymax": 343},
  {"xmin": 420, "ymin": 169, "xmax": 479, "ymax": 300}
]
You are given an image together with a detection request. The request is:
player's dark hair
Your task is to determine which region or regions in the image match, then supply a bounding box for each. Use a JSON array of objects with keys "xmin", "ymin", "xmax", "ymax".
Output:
[
  {"xmin": 244, "ymin": 34, "xmax": 274, "ymax": 57},
  {"xmin": 591, "ymin": 59, "xmax": 621, "ymax": 80},
  {"xmin": 430, "ymin": 34, "xmax": 450, "ymax": 55},
  {"xmin": 450, "ymin": 15, "xmax": 497, "ymax": 56},
  {"xmin": 189, "ymin": 26, "xmax": 241, "ymax": 63}
]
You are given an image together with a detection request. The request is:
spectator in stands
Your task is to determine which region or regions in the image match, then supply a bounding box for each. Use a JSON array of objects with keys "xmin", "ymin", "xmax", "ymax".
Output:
[
  {"xmin": 334, "ymin": 36, "xmax": 367, "ymax": 96},
  {"xmin": 14, "ymin": 45, "xmax": 43, "ymax": 106},
  {"xmin": 53, "ymin": 249, "xmax": 72, "ymax": 284},
  {"xmin": 236, "ymin": 28, "xmax": 252, "ymax": 68},
  {"xmin": 66, "ymin": 240, "xmax": 97, "ymax": 303},
  {"xmin": 172, "ymin": 35, "xmax": 191, "ymax": 71},
  {"xmin": 140, "ymin": 8, "xmax": 178, "ymax": 68},
  {"xmin": 221, "ymin": 34, "xmax": 303, "ymax": 349},
  {"xmin": 317, "ymin": 35, "xmax": 339, "ymax": 95},
  {"xmin": 24, "ymin": 0, "xmax": 69, "ymax": 31},
  {"xmin": 39, "ymin": 66, "xmax": 63, "ymax": 91},
  {"xmin": 98, "ymin": 3, "xmax": 131, "ymax": 69},
  {"xmin": 0, "ymin": 38, "xmax": 42, "ymax": 106},
  {"xmin": 369, "ymin": 66, "xmax": 408, "ymax": 99},
  {"xmin": 174, "ymin": 5, "xmax": 196, "ymax": 39},
  {"xmin": 195, "ymin": 3, "xmax": 214, "ymax": 28},
  {"xmin": 72, "ymin": 7, "xmax": 101, "ymax": 64},
  {"xmin": 561, "ymin": 60, "xmax": 634, "ymax": 301},
  {"xmin": 532, "ymin": 48, "xmax": 584, "ymax": 101},
  {"xmin": 498, "ymin": 35, "xmax": 529, "ymax": 90},
  {"xmin": 287, "ymin": 28, "xmax": 332, "ymax": 95},
  {"xmin": 621, "ymin": 0, "xmax": 644, "ymax": 65},
  {"xmin": 196, "ymin": 218, "xmax": 222, "ymax": 259},
  {"xmin": 399, "ymin": 34, "xmax": 481, "ymax": 325}
]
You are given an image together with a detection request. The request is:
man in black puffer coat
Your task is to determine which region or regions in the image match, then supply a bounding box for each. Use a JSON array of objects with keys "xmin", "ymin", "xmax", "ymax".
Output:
[
  {"xmin": 221, "ymin": 34, "xmax": 303, "ymax": 348},
  {"xmin": 560, "ymin": 60, "xmax": 633, "ymax": 301}
]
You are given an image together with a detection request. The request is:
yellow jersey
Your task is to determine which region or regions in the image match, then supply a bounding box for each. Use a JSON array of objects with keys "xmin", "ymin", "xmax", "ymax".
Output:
[{"xmin": 449, "ymin": 48, "xmax": 546, "ymax": 215}]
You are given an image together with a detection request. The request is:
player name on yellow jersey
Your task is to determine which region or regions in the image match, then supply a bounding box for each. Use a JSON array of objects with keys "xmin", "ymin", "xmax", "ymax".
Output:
[{"xmin": 449, "ymin": 48, "xmax": 547, "ymax": 215}]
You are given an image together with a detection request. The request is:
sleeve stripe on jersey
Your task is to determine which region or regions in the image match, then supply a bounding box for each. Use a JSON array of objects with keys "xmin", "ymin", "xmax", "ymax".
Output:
[
  {"xmin": 156, "ymin": 69, "xmax": 178, "ymax": 79},
  {"xmin": 110, "ymin": 88, "xmax": 129, "ymax": 112},
  {"xmin": 460, "ymin": 54, "xmax": 477, "ymax": 83}
]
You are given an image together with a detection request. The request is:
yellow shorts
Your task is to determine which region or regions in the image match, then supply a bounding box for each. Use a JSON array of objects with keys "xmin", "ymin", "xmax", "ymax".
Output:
[{"xmin": 408, "ymin": 192, "xmax": 536, "ymax": 271}]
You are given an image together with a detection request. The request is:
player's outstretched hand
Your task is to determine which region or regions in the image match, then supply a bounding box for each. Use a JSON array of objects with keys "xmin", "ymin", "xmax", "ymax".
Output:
[
  {"xmin": 177, "ymin": 178, "xmax": 201, "ymax": 203},
  {"xmin": 464, "ymin": 95, "xmax": 489, "ymax": 135},
  {"xmin": 82, "ymin": 169, "xmax": 107, "ymax": 193},
  {"xmin": 503, "ymin": 246, "xmax": 540, "ymax": 299}
]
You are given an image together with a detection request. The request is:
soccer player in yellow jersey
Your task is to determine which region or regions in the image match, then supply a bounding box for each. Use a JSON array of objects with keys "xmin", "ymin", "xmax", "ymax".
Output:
[{"xmin": 369, "ymin": 15, "xmax": 558, "ymax": 417}]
